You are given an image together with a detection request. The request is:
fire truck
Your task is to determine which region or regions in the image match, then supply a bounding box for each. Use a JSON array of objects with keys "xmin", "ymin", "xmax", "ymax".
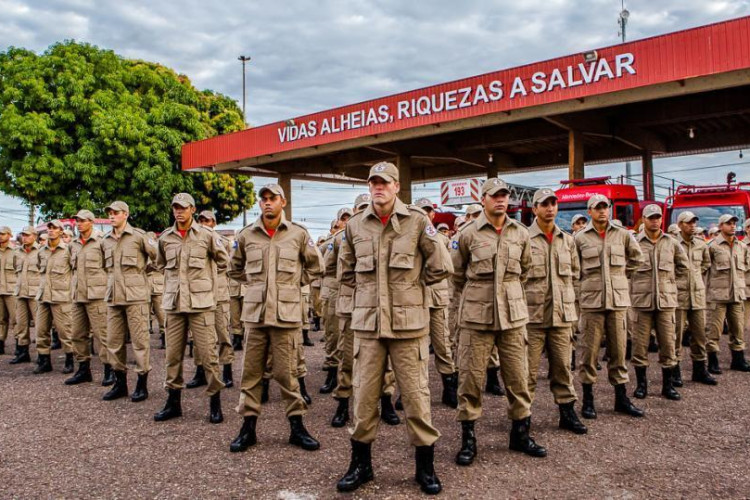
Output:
[
  {"xmin": 555, "ymin": 176, "xmax": 641, "ymax": 230},
  {"xmin": 664, "ymin": 175, "xmax": 750, "ymax": 236}
]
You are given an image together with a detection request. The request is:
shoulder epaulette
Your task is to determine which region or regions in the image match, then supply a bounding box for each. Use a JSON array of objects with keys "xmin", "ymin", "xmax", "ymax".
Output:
[{"xmin": 291, "ymin": 221, "xmax": 309, "ymax": 231}]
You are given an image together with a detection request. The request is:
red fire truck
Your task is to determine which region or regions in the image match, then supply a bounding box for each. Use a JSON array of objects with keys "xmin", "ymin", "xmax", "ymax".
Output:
[
  {"xmin": 555, "ymin": 176, "xmax": 641, "ymax": 230},
  {"xmin": 664, "ymin": 178, "xmax": 750, "ymax": 236}
]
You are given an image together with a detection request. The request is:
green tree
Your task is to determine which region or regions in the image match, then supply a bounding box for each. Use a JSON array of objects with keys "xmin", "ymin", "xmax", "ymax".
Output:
[{"xmin": 0, "ymin": 41, "xmax": 254, "ymax": 230}]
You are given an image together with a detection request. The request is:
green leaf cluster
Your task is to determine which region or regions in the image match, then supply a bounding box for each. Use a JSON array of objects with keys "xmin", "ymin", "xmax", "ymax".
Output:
[{"xmin": 0, "ymin": 41, "xmax": 254, "ymax": 230}]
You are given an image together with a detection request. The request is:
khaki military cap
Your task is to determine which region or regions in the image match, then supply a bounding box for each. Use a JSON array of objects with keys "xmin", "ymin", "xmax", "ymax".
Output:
[
  {"xmin": 74, "ymin": 209, "xmax": 96, "ymax": 221},
  {"xmin": 587, "ymin": 194, "xmax": 610, "ymax": 210},
  {"xmin": 611, "ymin": 219, "xmax": 624, "ymax": 228},
  {"xmin": 198, "ymin": 210, "xmax": 216, "ymax": 221},
  {"xmin": 337, "ymin": 207, "xmax": 354, "ymax": 220},
  {"xmin": 415, "ymin": 198, "xmax": 434, "ymax": 210},
  {"xmin": 532, "ymin": 188, "xmax": 557, "ymax": 205},
  {"xmin": 465, "ymin": 204, "xmax": 482, "ymax": 216},
  {"xmin": 482, "ymin": 177, "xmax": 510, "ymax": 196},
  {"xmin": 63, "ymin": 229, "xmax": 74, "ymax": 237},
  {"xmin": 171, "ymin": 193, "xmax": 195, "ymax": 208},
  {"xmin": 330, "ymin": 219, "xmax": 338, "ymax": 230},
  {"xmin": 718, "ymin": 213, "xmax": 739, "ymax": 224},
  {"xmin": 354, "ymin": 193, "xmax": 371, "ymax": 208},
  {"xmin": 677, "ymin": 211, "xmax": 698, "ymax": 223},
  {"xmin": 642, "ymin": 204, "xmax": 662, "ymax": 218},
  {"xmin": 368, "ymin": 162, "xmax": 399, "ymax": 183},
  {"xmin": 454, "ymin": 215, "xmax": 467, "ymax": 227},
  {"xmin": 47, "ymin": 220, "xmax": 65, "ymax": 229},
  {"xmin": 571, "ymin": 214, "xmax": 587, "ymax": 225},
  {"xmin": 0, "ymin": 226, "xmax": 11, "ymax": 234},
  {"xmin": 667, "ymin": 224, "xmax": 679, "ymax": 234},
  {"xmin": 20, "ymin": 226, "xmax": 37, "ymax": 235},
  {"xmin": 105, "ymin": 200, "xmax": 129, "ymax": 213},
  {"xmin": 437, "ymin": 223, "xmax": 449, "ymax": 231},
  {"xmin": 258, "ymin": 183, "xmax": 285, "ymax": 199},
  {"xmin": 708, "ymin": 226, "xmax": 719, "ymax": 236}
]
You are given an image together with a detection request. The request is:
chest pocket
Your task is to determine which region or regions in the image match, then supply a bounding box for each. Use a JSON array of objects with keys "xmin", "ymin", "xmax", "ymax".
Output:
[
  {"xmin": 714, "ymin": 251, "xmax": 731, "ymax": 271},
  {"xmin": 165, "ymin": 247, "xmax": 179, "ymax": 270},
  {"xmin": 39, "ymin": 255, "xmax": 48, "ymax": 274},
  {"xmin": 581, "ymin": 246, "xmax": 600, "ymax": 270},
  {"xmin": 736, "ymin": 251, "xmax": 746, "ymax": 272},
  {"xmin": 277, "ymin": 247, "xmax": 299, "ymax": 273},
  {"xmin": 557, "ymin": 249, "xmax": 572, "ymax": 277},
  {"xmin": 104, "ymin": 248, "xmax": 114, "ymax": 269},
  {"xmin": 121, "ymin": 250, "xmax": 139, "ymax": 268},
  {"xmin": 691, "ymin": 249, "xmax": 704, "ymax": 266},
  {"xmin": 506, "ymin": 245, "xmax": 522, "ymax": 275},
  {"xmin": 389, "ymin": 236, "xmax": 415, "ymax": 270},
  {"xmin": 244, "ymin": 247, "xmax": 263, "ymax": 274},
  {"xmin": 188, "ymin": 245, "xmax": 207, "ymax": 269},
  {"xmin": 354, "ymin": 237, "xmax": 374, "ymax": 273},
  {"xmin": 658, "ymin": 247, "xmax": 674, "ymax": 272},
  {"xmin": 469, "ymin": 243, "xmax": 495, "ymax": 275},
  {"xmin": 610, "ymin": 244, "xmax": 626, "ymax": 267},
  {"xmin": 529, "ymin": 248, "xmax": 546, "ymax": 278},
  {"xmin": 85, "ymin": 250, "xmax": 102, "ymax": 269}
]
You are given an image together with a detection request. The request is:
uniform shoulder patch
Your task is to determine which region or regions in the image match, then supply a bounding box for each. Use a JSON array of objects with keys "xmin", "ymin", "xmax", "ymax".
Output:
[
  {"xmin": 451, "ymin": 240, "xmax": 459, "ymax": 250},
  {"xmin": 308, "ymin": 238, "xmax": 315, "ymax": 247},
  {"xmin": 425, "ymin": 225, "xmax": 437, "ymax": 237},
  {"xmin": 148, "ymin": 238, "xmax": 158, "ymax": 247}
]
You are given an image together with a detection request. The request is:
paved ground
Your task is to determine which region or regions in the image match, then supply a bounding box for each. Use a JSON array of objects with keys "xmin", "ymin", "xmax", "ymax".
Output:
[{"xmin": 1, "ymin": 331, "xmax": 749, "ymax": 499}]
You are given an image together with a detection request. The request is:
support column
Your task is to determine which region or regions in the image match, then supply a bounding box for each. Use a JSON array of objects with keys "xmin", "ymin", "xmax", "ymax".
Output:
[
  {"xmin": 278, "ymin": 173, "xmax": 292, "ymax": 219},
  {"xmin": 642, "ymin": 150, "xmax": 654, "ymax": 201},
  {"xmin": 396, "ymin": 154, "xmax": 412, "ymax": 204},
  {"xmin": 568, "ymin": 130, "xmax": 584, "ymax": 180}
]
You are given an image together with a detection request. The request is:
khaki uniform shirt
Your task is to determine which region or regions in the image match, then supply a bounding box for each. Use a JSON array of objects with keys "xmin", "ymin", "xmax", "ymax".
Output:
[
  {"xmin": 157, "ymin": 222, "xmax": 229, "ymax": 313},
  {"xmin": 229, "ymin": 214, "xmax": 323, "ymax": 328},
  {"xmin": 526, "ymin": 220, "xmax": 579, "ymax": 327},
  {"xmin": 330, "ymin": 230, "xmax": 354, "ymax": 318},
  {"xmin": 631, "ymin": 231, "xmax": 689, "ymax": 311},
  {"xmin": 425, "ymin": 232, "xmax": 452, "ymax": 310},
  {"xmin": 339, "ymin": 199, "xmax": 450, "ymax": 339},
  {"xmin": 706, "ymin": 236, "xmax": 747, "ymax": 303},
  {"xmin": 318, "ymin": 233, "xmax": 336, "ymax": 302},
  {"xmin": 204, "ymin": 227, "xmax": 231, "ymax": 304},
  {"xmin": 676, "ymin": 233, "xmax": 710, "ymax": 310},
  {"xmin": 322, "ymin": 229, "xmax": 344, "ymax": 295},
  {"xmin": 148, "ymin": 269, "xmax": 165, "ymax": 296},
  {"xmin": 743, "ymin": 238, "xmax": 750, "ymax": 300},
  {"xmin": 228, "ymin": 248, "xmax": 247, "ymax": 298},
  {"xmin": 0, "ymin": 244, "xmax": 18, "ymax": 295},
  {"xmin": 14, "ymin": 244, "xmax": 41, "ymax": 298},
  {"xmin": 451, "ymin": 212, "xmax": 530, "ymax": 332},
  {"xmin": 36, "ymin": 242, "xmax": 72, "ymax": 304},
  {"xmin": 70, "ymin": 234, "xmax": 108, "ymax": 303},
  {"xmin": 575, "ymin": 221, "xmax": 643, "ymax": 311},
  {"xmin": 101, "ymin": 224, "xmax": 157, "ymax": 305}
]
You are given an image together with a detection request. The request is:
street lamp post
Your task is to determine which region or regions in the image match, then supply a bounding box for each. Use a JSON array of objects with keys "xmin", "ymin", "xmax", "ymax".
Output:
[
  {"xmin": 619, "ymin": 3, "xmax": 631, "ymax": 184},
  {"xmin": 238, "ymin": 55, "xmax": 251, "ymax": 226}
]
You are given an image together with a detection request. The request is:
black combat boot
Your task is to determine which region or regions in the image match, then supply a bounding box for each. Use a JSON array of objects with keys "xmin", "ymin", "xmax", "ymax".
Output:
[
  {"xmin": 581, "ymin": 383, "xmax": 597, "ymax": 419},
  {"xmin": 261, "ymin": 378, "xmax": 270, "ymax": 403},
  {"xmin": 614, "ymin": 383, "xmax": 645, "ymax": 417},
  {"xmin": 320, "ymin": 367, "xmax": 337, "ymax": 394},
  {"xmin": 672, "ymin": 363, "xmax": 684, "ymax": 387},
  {"xmin": 337, "ymin": 440, "xmax": 374, "ymax": 492},
  {"xmin": 682, "ymin": 328, "xmax": 692, "ymax": 347},
  {"xmin": 222, "ymin": 364, "xmax": 233, "ymax": 388},
  {"xmin": 232, "ymin": 334, "xmax": 243, "ymax": 351},
  {"xmin": 648, "ymin": 334, "xmax": 658, "ymax": 352},
  {"xmin": 626, "ymin": 339, "xmax": 632, "ymax": 360},
  {"xmin": 288, "ymin": 415, "xmax": 320, "ymax": 451},
  {"xmin": 661, "ymin": 367, "xmax": 681, "ymax": 400},
  {"xmin": 65, "ymin": 360, "xmax": 92, "ymax": 385},
  {"xmin": 101, "ymin": 363, "xmax": 115, "ymax": 386},
  {"xmin": 415, "ymin": 445, "xmax": 442, "ymax": 495},
  {"xmin": 331, "ymin": 397, "xmax": 349, "ymax": 427},
  {"xmin": 0, "ymin": 341, "xmax": 4, "ymax": 355},
  {"xmin": 509, "ymin": 417, "xmax": 547, "ymax": 457},
  {"xmin": 209, "ymin": 392, "xmax": 223, "ymax": 424},
  {"xmin": 230, "ymin": 416, "xmax": 257, "ymax": 452},
  {"xmin": 298, "ymin": 377, "xmax": 312, "ymax": 405},
  {"xmin": 312, "ymin": 316, "xmax": 321, "ymax": 332},
  {"xmin": 395, "ymin": 395, "xmax": 403, "ymax": 410},
  {"xmin": 730, "ymin": 350, "xmax": 750, "ymax": 372},
  {"xmin": 455, "ymin": 421, "xmax": 477, "ymax": 466},
  {"xmin": 90, "ymin": 338, "xmax": 96, "ymax": 356},
  {"xmin": 692, "ymin": 360, "xmax": 718, "ymax": 385},
  {"xmin": 633, "ymin": 366, "xmax": 648, "ymax": 399},
  {"xmin": 380, "ymin": 395, "xmax": 400, "ymax": 425},
  {"xmin": 131, "ymin": 373, "xmax": 149, "ymax": 402},
  {"xmin": 102, "ymin": 370, "xmax": 128, "ymax": 400},
  {"xmin": 302, "ymin": 330, "xmax": 314, "ymax": 346},
  {"xmin": 558, "ymin": 402, "xmax": 588, "ymax": 434},
  {"xmin": 187, "ymin": 340, "xmax": 193, "ymax": 358},
  {"xmin": 154, "ymin": 388, "xmax": 182, "ymax": 421},
  {"xmin": 33, "ymin": 354, "xmax": 52, "ymax": 374},
  {"xmin": 62, "ymin": 353, "xmax": 74, "ymax": 374},
  {"xmin": 51, "ymin": 329, "xmax": 61, "ymax": 350},
  {"xmin": 158, "ymin": 332, "xmax": 165, "ymax": 350},
  {"xmin": 9, "ymin": 344, "xmax": 31, "ymax": 364},
  {"xmin": 485, "ymin": 367, "xmax": 505, "ymax": 396},
  {"xmin": 186, "ymin": 365, "xmax": 207, "ymax": 389},
  {"xmin": 571, "ymin": 349, "xmax": 576, "ymax": 372},
  {"xmin": 441, "ymin": 373, "xmax": 458, "ymax": 408},
  {"xmin": 708, "ymin": 352, "xmax": 722, "ymax": 374}
]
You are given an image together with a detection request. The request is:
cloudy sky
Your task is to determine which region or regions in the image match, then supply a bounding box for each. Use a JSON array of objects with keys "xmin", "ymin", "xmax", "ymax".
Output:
[{"xmin": 1, "ymin": 0, "xmax": 750, "ymax": 236}]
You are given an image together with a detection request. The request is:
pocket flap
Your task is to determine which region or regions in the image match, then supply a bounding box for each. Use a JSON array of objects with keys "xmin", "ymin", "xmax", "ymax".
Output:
[{"xmin": 278, "ymin": 285, "xmax": 300, "ymax": 302}]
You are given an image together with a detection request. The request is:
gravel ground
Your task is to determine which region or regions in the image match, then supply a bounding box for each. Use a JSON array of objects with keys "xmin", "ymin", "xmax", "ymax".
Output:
[{"xmin": 1, "ymin": 330, "xmax": 749, "ymax": 499}]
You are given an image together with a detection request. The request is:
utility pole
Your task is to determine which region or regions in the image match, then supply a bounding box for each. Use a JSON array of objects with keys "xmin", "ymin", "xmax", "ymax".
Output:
[
  {"xmin": 238, "ymin": 55, "xmax": 251, "ymax": 226},
  {"xmin": 28, "ymin": 205, "xmax": 35, "ymax": 226},
  {"xmin": 619, "ymin": 2, "xmax": 632, "ymax": 185}
]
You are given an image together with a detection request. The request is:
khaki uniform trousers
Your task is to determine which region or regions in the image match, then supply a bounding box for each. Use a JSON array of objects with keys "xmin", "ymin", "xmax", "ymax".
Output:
[
  {"xmin": 238, "ymin": 326, "xmax": 307, "ymax": 418},
  {"xmin": 526, "ymin": 325, "xmax": 577, "ymax": 405},
  {"xmin": 311, "ymin": 287, "xmax": 322, "ymax": 318},
  {"xmin": 707, "ymin": 302, "xmax": 746, "ymax": 353},
  {"xmin": 263, "ymin": 328, "xmax": 307, "ymax": 379},
  {"xmin": 323, "ymin": 297, "xmax": 340, "ymax": 370},
  {"xmin": 429, "ymin": 307, "xmax": 455, "ymax": 375},
  {"xmin": 457, "ymin": 327, "xmax": 531, "ymax": 422},
  {"xmin": 13, "ymin": 298, "xmax": 36, "ymax": 346},
  {"xmin": 71, "ymin": 300, "xmax": 108, "ymax": 364},
  {"xmin": 578, "ymin": 310, "xmax": 629, "ymax": 386},
  {"xmin": 150, "ymin": 294, "xmax": 165, "ymax": 335},
  {"xmin": 334, "ymin": 316, "xmax": 396, "ymax": 399},
  {"xmin": 107, "ymin": 303, "xmax": 151, "ymax": 374},
  {"xmin": 229, "ymin": 297, "xmax": 243, "ymax": 336},
  {"xmin": 215, "ymin": 302, "xmax": 234, "ymax": 365},
  {"xmin": 352, "ymin": 335, "xmax": 439, "ymax": 447},
  {"xmin": 632, "ymin": 310, "xmax": 677, "ymax": 368},
  {"xmin": 36, "ymin": 302, "xmax": 72, "ymax": 355},
  {"xmin": 675, "ymin": 309, "xmax": 708, "ymax": 362},
  {"xmin": 0, "ymin": 295, "xmax": 17, "ymax": 342},
  {"xmin": 165, "ymin": 311, "xmax": 224, "ymax": 395}
]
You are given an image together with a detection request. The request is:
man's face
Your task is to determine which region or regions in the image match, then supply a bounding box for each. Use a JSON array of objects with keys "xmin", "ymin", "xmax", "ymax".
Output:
[
  {"xmin": 572, "ymin": 219, "xmax": 587, "ymax": 232},
  {"xmin": 21, "ymin": 233, "xmax": 35, "ymax": 246},
  {"xmin": 108, "ymin": 210, "xmax": 128, "ymax": 227},
  {"xmin": 482, "ymin": 191, "xmax": 510, "ymax": 217},
  {"xmin": 62, "ymin": 233, "xmax": 72, "ymax": 244},
  {"xmin": 588, "ymin": 203, "xmax": 610, "ymax": 224},
  {"xmin": 0, "ymin": 232, "xmax": 9, "ymax": 245},
  {"xmin": 532, "ymin": 198, "xmax": 558, "ymax": 224},
  {"xmin": 423, "ymin": 207, "xmax": 435, "ymax": 222},
  {"xmin": 47, "ymin": 226, "xmax": 62, "ymax": 241},
  {"xmin": 439, "ymin": 228, "xmax": 450, "ymax": 236},
  {"xmin": 199, "ymin": 217, "xmax": 216, "ymax": 228},
  {"xmin": 368, "ymin": 177, "xmax": 399, "ymax": 207},
  {"xmin": 339, "ymin": 213, "xmax": 351, "ymax": 228},
  {"xmin": 76, "ymin": 218, "xmax": 93, "ymax": 235},
  {"xmin": 644, "ymin": 215, "xmax": 662, "ymax": 232},
  {"xmin": 172, "ymin": 204, "xmax": 196, "ymax": 225},
  {"xmin": 720, "ymin": 220, "xmax": 736, "ymax": 237},
  {"xmin": 679, "ymin": 219, "xmax": 696, "ymax": 237},
  {"xmin": 259, "ymin": 192, "xmax": 286, "ymax": 219}
]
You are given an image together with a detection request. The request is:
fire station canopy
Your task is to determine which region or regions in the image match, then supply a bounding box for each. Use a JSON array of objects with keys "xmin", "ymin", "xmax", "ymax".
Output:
[{"xmin": 182, "ymin": 16, "xmax": 750, "ymax": 193}]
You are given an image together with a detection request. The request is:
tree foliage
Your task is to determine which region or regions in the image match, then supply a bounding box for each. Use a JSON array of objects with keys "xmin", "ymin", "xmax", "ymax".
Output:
[{"xmin": 0, "ymin": 41, "xmax": 254, "ymax": 230}]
